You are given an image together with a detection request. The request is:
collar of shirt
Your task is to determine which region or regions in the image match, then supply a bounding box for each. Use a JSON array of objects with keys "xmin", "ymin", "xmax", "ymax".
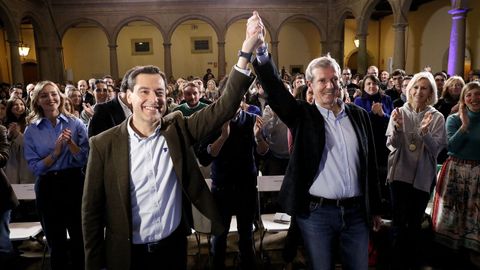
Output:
[
  {"xmin": 34, "ymin": 113, "xmax": 69, "ymax": 127},
  {"xmin": 118, "ymin": 95, "xmax": 132, "ymax": 118},
  {"xmin": 126, "ymin": 116, "xmax": 162, "ymax": 142},
  {"xmin": 315, "ymin": 99, "xmax": 346, "ymax": 120}
]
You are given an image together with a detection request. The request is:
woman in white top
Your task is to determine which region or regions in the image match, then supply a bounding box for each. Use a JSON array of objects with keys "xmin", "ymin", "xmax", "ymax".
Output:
[{"xmin": 385, "ymin": 71, "xmax": 447, "ymax": 269}]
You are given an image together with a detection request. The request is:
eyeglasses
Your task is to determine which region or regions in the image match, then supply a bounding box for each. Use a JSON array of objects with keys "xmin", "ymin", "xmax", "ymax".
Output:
[
  {"xmin": 342, "ymin": 73, "xmax": 351, "ymax": 75},
  {"xmin": 95, "ymin": 88, "xmax": 108, "ymax": 93}
]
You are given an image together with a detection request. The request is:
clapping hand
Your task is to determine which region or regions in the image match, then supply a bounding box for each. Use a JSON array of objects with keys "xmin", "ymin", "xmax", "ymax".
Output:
[
  {"xmin": 254, "ymin": 116, "xmax": 264, "ymax": 139},
  {"xmin": 420, "ymin": 112, "xmax": 433, "ymax": 135},
  {"xmin": 371, "ymin": 102, "xmax": 384, "ymax": 117},
  {"xmin": 391, "ymin": 108, "xmax": 403, "ymax": 130},
  {"xmin": 459, "ymin": 103, "xmax": 469, "ymax": 132}
]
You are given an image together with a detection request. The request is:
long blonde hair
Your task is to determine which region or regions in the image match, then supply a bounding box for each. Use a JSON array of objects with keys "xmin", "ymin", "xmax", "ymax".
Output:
[{"xmin": 26, "ymin": 81, "xmax": 73, "ymax": 124}]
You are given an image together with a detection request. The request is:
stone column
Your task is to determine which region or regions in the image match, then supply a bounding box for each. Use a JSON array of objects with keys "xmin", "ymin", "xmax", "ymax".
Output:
[
  {"xmin": 447, "ymin": 7, "xmax": 469, "ymax": 77},
  {"xmin": 392, "ymin": 23, "xmax": 407, "ymax": 70},
  {"xmin": 108, "ymin": 44, "xmax": 119, "ymax": 79},
  {"xmin": 270, "ymin": 40, "xmax": 279, "ymax": 65},
  {"xmin": 217, "ymin": 41, "xmax": 226, "ymax": 79},
  {"xmin": 330, "ymin": 39, "xmax": 343, "ymax": 66},
  {"xmin": 356, "ymin": 34, "xmax": 367, "ymax": 75},
  {"xmin": 7, "ymin": 40, "xmax": 24, "ymax": 83},
  {"xmin": 163, "ymin": 42, "xmax": 172, "ymax": 79}
]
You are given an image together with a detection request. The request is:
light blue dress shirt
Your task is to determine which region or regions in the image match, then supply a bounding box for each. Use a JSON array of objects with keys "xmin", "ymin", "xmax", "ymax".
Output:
[
  {"xmin": 126, "ymin": 117, "xmax": 182, "ymax": 244},
  {"xmin": 23, "ymin": 114, "xmax": 89, "ymax": 177},
  {"xmin": 308, "ymin": 101, "xmax": 362, "ymax": 199}
]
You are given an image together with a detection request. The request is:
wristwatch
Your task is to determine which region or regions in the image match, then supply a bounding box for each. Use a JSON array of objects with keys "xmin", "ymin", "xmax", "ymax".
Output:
[{"xmin": 238, "ymin": 50, "xmax": 254, "ymax": 63}]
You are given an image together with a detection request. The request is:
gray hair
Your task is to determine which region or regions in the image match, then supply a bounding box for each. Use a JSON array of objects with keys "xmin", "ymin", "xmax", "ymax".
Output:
[{"xmin": 305, "ymin": 53, "xmax": 341, "ymax": 82}]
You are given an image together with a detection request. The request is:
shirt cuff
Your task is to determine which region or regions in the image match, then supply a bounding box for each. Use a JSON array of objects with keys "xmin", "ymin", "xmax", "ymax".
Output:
[
  {"xmin": 234, "ymin": 64, "xmax": 251, "ymax": 76},
  {"xmin": 256, "ymin": 54, "xmax": 269, "ymax": 65}
]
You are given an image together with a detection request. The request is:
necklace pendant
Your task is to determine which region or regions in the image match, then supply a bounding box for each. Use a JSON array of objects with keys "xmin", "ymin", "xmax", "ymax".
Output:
[{"xmin": 409, "ymin": 143, "xmax": 417, "ymax": 151}]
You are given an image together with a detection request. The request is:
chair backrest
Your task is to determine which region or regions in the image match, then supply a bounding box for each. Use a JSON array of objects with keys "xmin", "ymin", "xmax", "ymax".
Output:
[
  {"xmin": 11, "ymin": 184, "xmax": 36, "ymax": 200},
  {"xmin": 257, "ymin": 175, "xmax": 284, "ymax": 192}
]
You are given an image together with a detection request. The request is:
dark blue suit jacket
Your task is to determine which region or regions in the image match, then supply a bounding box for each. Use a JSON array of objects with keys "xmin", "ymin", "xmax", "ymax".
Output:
[
  {"xmin": 88, "ymin": 96, "xmax": 126, "ymax": 137},
  {"xmin": 253, "ymin": 57, "xmax": 381, "ymax": 224}
]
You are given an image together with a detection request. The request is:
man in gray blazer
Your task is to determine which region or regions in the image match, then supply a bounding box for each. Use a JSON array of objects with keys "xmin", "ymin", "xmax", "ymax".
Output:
[{"xmin": 82, "ymin": 12, "xmax": 264, "ymax": 270}]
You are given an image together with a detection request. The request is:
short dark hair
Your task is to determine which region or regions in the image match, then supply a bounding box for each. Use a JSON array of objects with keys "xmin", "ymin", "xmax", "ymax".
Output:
[
  {"xmin": 125, "ymin": 65, "xmax": 166, "ymax": 92},
  {"xmin": 391, "ymin": 69, "xmax": 406, "ymax": 77}
]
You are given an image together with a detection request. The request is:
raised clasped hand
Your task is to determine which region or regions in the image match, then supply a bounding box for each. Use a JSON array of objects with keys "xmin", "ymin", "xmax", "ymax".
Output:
[{"xmin": 243, "ymin": 11, "xmax": 265, "ymax": 53}]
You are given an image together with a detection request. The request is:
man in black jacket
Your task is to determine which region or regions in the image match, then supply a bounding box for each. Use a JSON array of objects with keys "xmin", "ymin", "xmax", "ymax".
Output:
[
  {"xmin": 250, "ymin": 12, "xmax": 382, "ymax": 270},
  {"xmin": 88, "ymin": 69, "xmax": 134, "ymax": 137}
]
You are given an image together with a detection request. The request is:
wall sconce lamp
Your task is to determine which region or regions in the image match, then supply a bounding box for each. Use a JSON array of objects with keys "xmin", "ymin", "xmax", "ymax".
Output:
[
  {"xmin": 354, "ymin": 38, "xmax": 360, "ymax": 48},
  {"xmin": 18, "ymin": 26, "xmax": 30, "ymax": 57}
]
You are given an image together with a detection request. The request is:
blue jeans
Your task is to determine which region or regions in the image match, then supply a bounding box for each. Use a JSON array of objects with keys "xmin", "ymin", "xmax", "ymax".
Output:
[
  {"xmin": 0, "ymin": 210, "xmax": 13, "ymax": 254},
  {"xmin": 296, "ymin": 202, "xmax": 369, "ymax": 270}
]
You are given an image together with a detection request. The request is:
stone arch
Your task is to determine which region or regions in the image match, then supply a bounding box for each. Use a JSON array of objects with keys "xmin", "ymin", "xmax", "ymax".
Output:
[
  {"xmin": 20, "ymin": 11, "xmax": 54, "ymax": 46},
  {"xmin": 278, "ymin": 14, "xmax": 324, "ymax": 41},
  {"xmin": 168, "ymin": 15, "xmax": 220, "ymax": 42},
  {"xmin": 113, "ymin": 16, "xmax": 166, "ymax": 44},
  {"xmin": 345, "ymin": 48, "xmax": 376, "ymax": 74},
  {"xmin": 225, "ymin": 13, "xmax": 274, "ymax": 41},
  {"xmin": 357, "ymin": 0, "xmax": 382, "ymax": 34},
  {"xmin": 0, "ymin": 1, "xmax": 18, "ymax": 41},
  {"xmin": 59, "ymin": 18, "xmax": 110, "ymax": 43}
]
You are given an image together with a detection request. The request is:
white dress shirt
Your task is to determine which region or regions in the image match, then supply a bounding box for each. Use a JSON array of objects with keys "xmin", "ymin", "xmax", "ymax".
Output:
[
  {"xmin": 309, "ymin": 101, "xmax": 362, "ymax": 199},
  {"xmin": 127, "ymin": 117, "xmax": 181, "ymax": 244}
]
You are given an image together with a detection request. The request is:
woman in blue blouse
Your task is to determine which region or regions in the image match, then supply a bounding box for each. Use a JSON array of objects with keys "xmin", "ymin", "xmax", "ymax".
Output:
[
  {"xmin": 354, "ymin": 74, "xmax": 394, "ymax": 214},
  {"xmin": 24, "ymin": 81, "xmax": 89, "ymax": 270}
]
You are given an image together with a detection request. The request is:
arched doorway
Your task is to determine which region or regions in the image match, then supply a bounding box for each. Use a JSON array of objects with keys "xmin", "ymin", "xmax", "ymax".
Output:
[{"xmin": 22, "ymin": 61, "xmax": 38, "ymax": 83}]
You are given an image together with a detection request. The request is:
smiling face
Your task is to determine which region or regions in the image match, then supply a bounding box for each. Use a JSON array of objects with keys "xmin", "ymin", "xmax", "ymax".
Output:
[
  {"xmin": 11, "ymin": 98, "xmax": 26, "ymax": 117},
  {"xmin": 94, "ymin": 82, "xmax": 108, "ymax": 104},
  {"xmin": 127, "ymin": 73, "xmax": 166, "ymax": 128},
  {"xmin": 183, "ymin": 85, "xmax": 200, "ymax": 107},
  {"xmin": 448, "ymin": 80, "xmax": 463, "ymax": 99},
  {"xmin": 308, "ymin": 66, "xmax": 340, "ymax": 109},
  {"xmin": 464, "ymin": 87, "xmax": 480, "ymax": 112},
  {"xmin": 409, "ymin": 78, "xmax": 432, "ymax": 107},
  {"xmin": 363, "ymin": 77, "xmax": 379, "ymax": 96},
  {"xmin": 37, "ymin": 84, "xmax": 61, "ymax": 115}
]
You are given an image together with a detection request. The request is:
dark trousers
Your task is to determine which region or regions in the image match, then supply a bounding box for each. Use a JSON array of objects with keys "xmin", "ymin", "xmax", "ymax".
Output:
[
  {"xmin": 131, "ymin": 226, "xmax": 187, "ymax": 270},
  {"xmin": 211, "ymin": 184, "xmax": 257, "ymax": 270},
  {"xmin": 35, "ymin": 168, "xmax": 84, "ymax": 270},
  {"xmin": 390, "ymin": 181, "xmax": 430, "ymax": 269}
]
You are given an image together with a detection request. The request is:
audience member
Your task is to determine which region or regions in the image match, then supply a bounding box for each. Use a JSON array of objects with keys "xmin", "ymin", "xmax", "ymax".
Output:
[
  {"xmin": 205, "ymin": 79, "xmax": 220, "ymax": 101},
  {"xmin": 198, "ymin": 110, "xmax": 267, "ymax": 270},
  {"xmin": 386, "ymin": 72, "xmax": 447, "ymax": 270},
  {"xmin": 173, "ymin": 82, "xmax": 208, "ymax": 116},
  {"xmin": 385, "ymin": 69, "xmax": 406, "ymax": 101},
  {"xmin": 0, "ymin": 124, "xmax": 17, "ymax": 267},
  {"xmin": 24, "ymin": 81, "xmax": 89, "ymax": 270},
  {"xmin": 393, "ymin": 75, "xmax": 412, "ymax": 108},
  {"xmin": 4, "ymin": 97, "xmax": 35, "ymax": 184},
  {"xmin": 354, "ymin": 74, "xmax": 394, "ymax": 214},
  {"xmin": 80, "ymin": 79, "xmax": 108, "ymax": 126},
  {"xmin": 380, "ymin": 70, "xmax": 390, "ymax": 90},
  {"xmin": 432, "ymin": 81, "xmax": 480, "ymax": 269},
  {"xmin": 367, "ymin": 65, "xmax": 379, "ymax": 77},
  {"xmin": 88, "ymin": 67, "xmax": 133, "ymax": 137},
  {"xmin": 434, "ymin": 72, "xmax": 447, "ymax": 98},
  {"xmin": 434, "ymin": 75, "xmax": 464, "ymax": 119},
  {"xmin": 68, "ymin": 88, "xmax": 83, "ymax": 116}
]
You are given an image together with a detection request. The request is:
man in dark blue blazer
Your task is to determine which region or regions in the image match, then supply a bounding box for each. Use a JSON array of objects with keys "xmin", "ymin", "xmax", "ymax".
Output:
[
  {"xmin": 88, "ymin": 69, "xmax": 134, "ymax": 137},
  {"xmin": 250, "ymin": 12, "xmax": 382, "ymax": 270}
]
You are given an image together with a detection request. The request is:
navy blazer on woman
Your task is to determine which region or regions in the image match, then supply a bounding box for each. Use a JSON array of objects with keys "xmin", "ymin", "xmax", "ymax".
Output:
[{"xmin": 253, "ymin": 58, "xmax": 381, "ymax": 224}]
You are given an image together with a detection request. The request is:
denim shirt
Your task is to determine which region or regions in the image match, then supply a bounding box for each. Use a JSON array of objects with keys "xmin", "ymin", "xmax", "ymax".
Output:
[{"xmin": 24, "ymin": 114, "xmax": 89, "ymax": 176}]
